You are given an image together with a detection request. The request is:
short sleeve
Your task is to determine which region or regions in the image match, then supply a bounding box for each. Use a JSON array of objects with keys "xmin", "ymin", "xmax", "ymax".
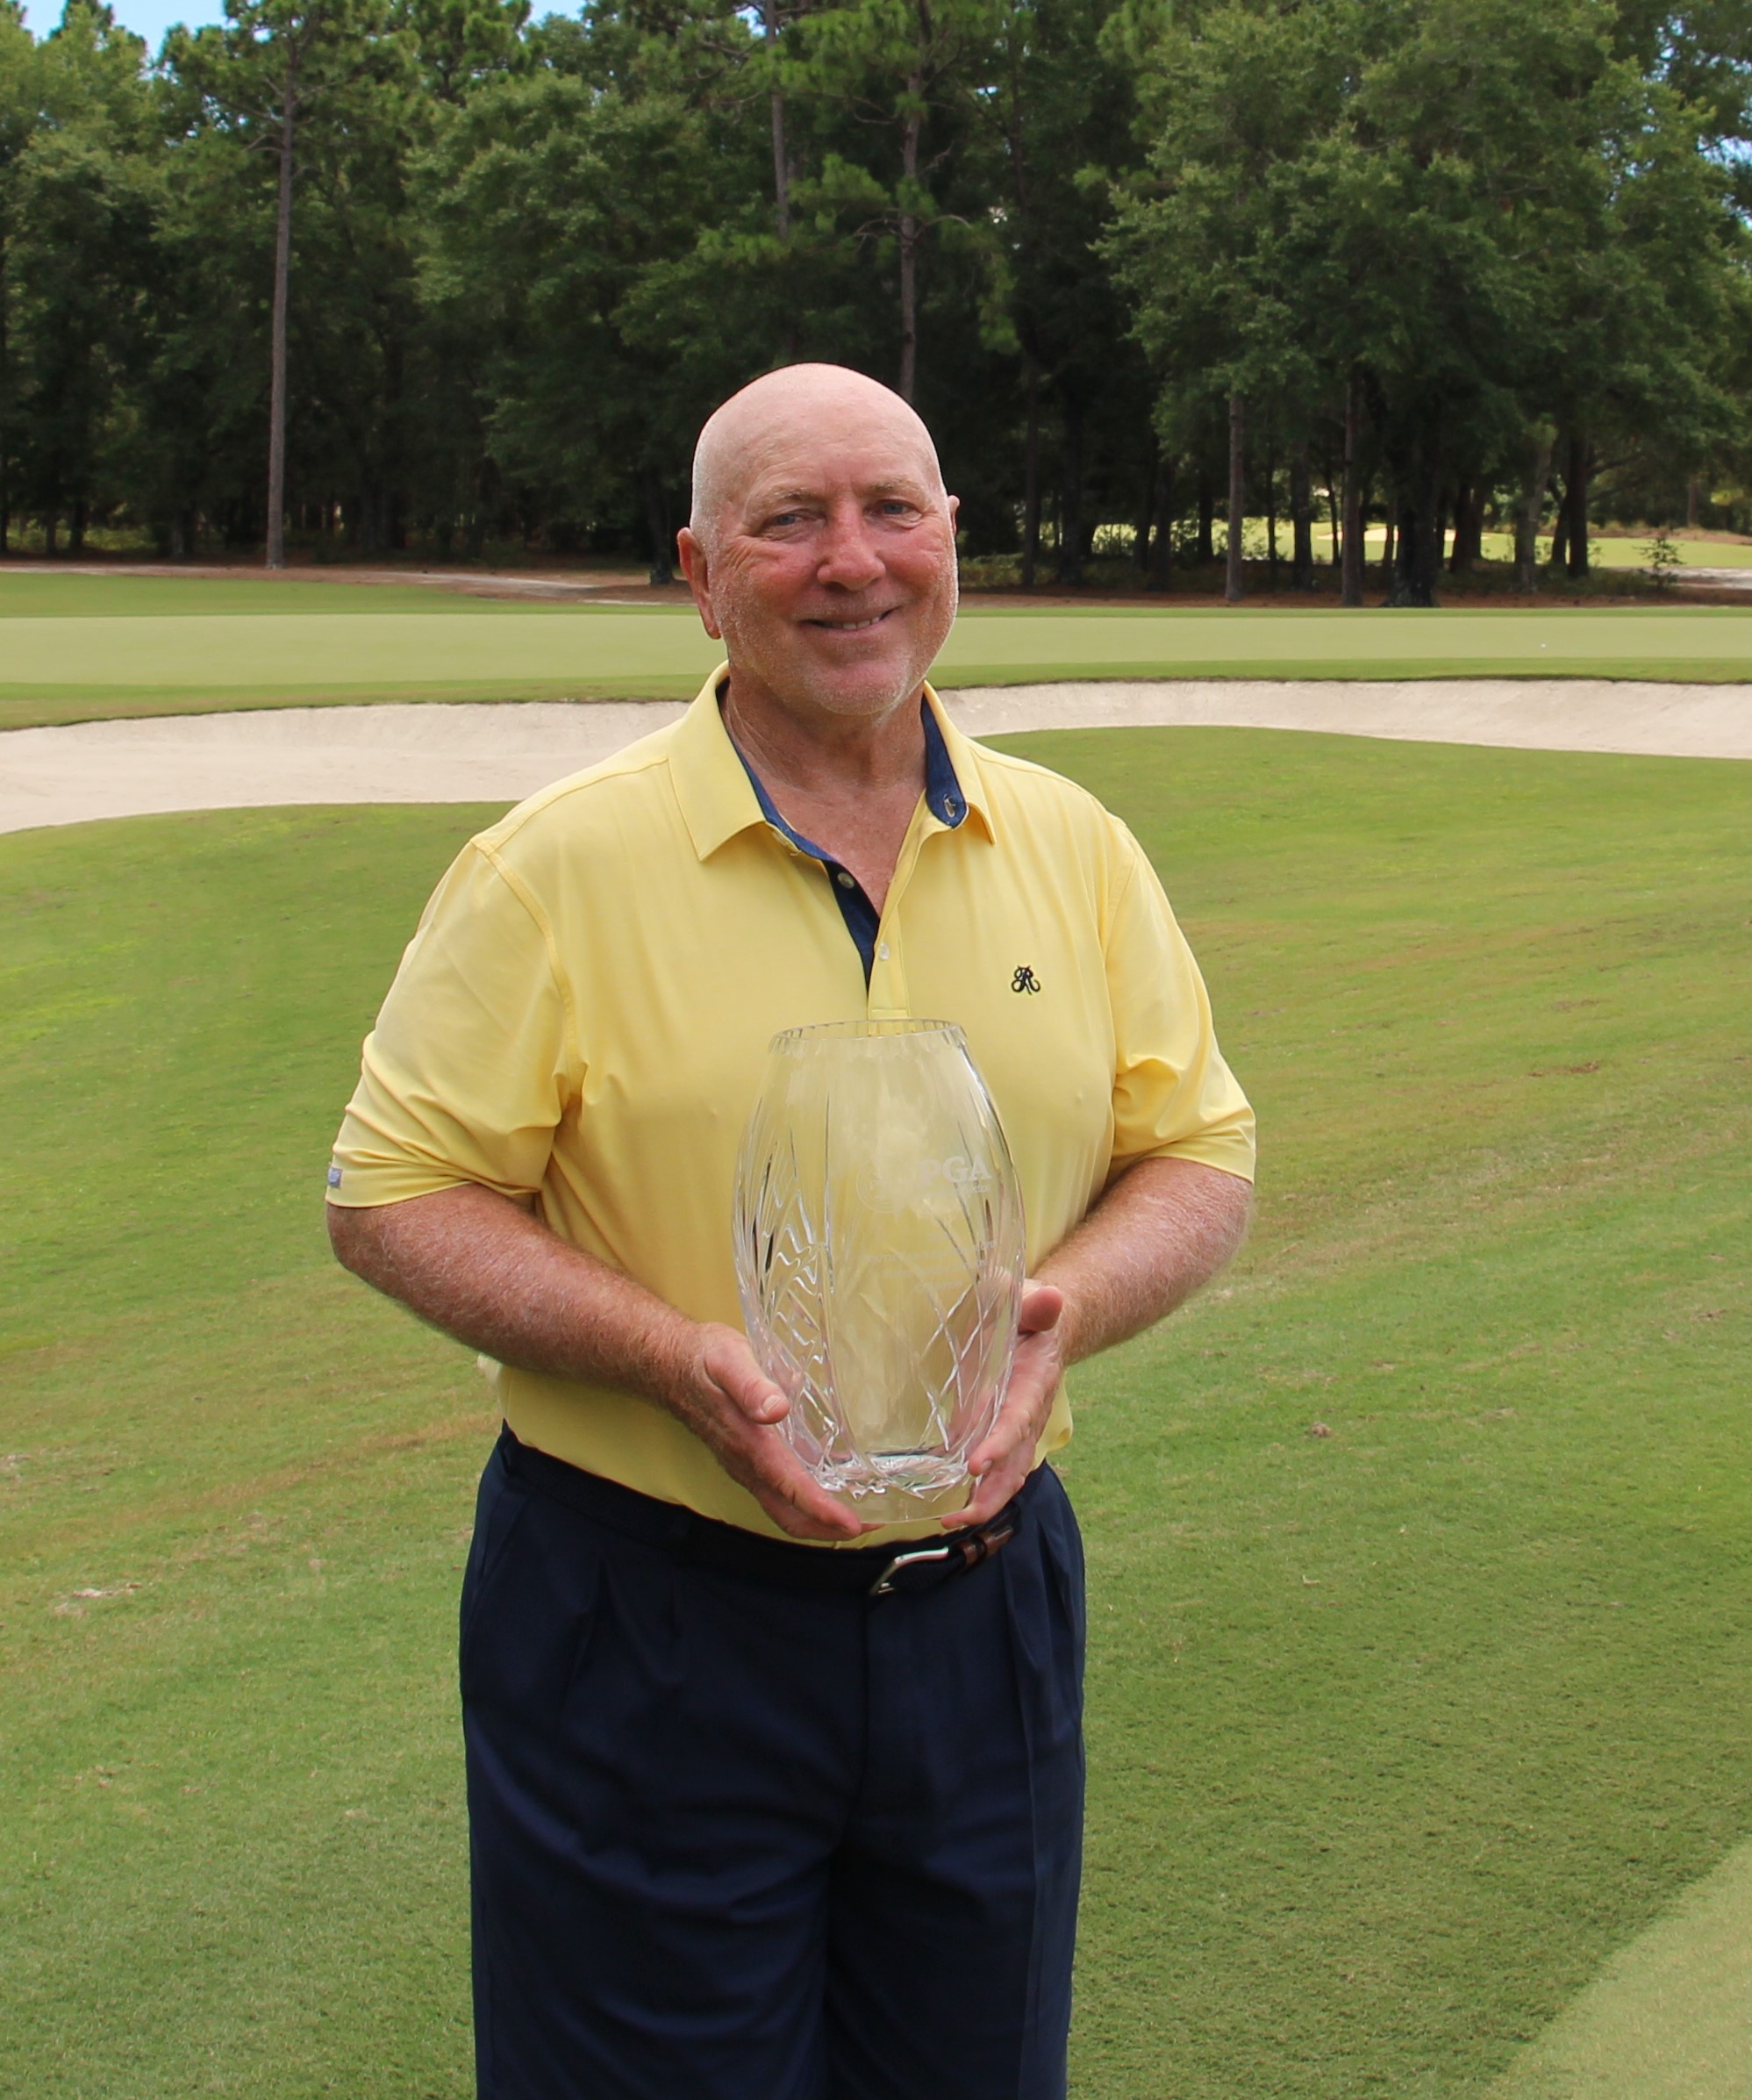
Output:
[
  {"xmin": 1105, "ymin": 821, "xmax": 1255, "ymax": 1183},
  {"xmin": 326, "ymin": 841, "xmax": 576, "ymax": 1208}
]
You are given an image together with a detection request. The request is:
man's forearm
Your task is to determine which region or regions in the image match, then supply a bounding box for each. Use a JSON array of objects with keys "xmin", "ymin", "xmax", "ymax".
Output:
[
  {"xmin": 328, "ymin": 1158, "xmax": 1252, "ymax": 1394},
  {"xmin": 328, "ymin": 1183, "xmax": 875, "ymax": 1540},
  {"xmin": 1036, "ymin": 1156, "xmax": 1252, "ymax": 1367},
  {"xmin": 326, "ymin": 1185, "xmax": 692, "ymax": 1402}
]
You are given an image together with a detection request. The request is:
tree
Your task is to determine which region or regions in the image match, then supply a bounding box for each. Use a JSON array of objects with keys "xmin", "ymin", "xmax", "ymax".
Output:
[
  {"xmin": 1107, "ymin": 0, "xmax": 1360, "ymax": 602},
  {"xmin": 4, "ymin": 0, "xmax": 158, "ymax": 552},
  {"xmin": 168, "ymin": 0, "xmax": 400, "ymax": 567},
  {"xmin": 788, "ymin": 0, "xmax": 1001, "ymax": 401}
]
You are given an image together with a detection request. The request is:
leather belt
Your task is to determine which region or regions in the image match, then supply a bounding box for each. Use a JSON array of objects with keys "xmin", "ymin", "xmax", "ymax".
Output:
[{"xmin": 498, "ymin": 1424, "xmax": 1022, "ymax": 1600}]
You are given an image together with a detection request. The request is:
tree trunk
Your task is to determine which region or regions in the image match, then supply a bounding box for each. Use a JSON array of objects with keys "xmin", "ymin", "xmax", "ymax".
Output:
[
  {"xmin": 1686, "ymin": 474, "xmax": 1699, "ymax": 530},
  {"xmin": 641, "ymin": 468, "xmax": 674, "ymax": 585},
  {"xmin": 1563, "ymin": 433, "xmax": 1590, "ymax": 577},
  {"xmin": 1341, "ymin": 376, "xmax": 1364, "ymax": 608},
  {"xmin": 44, "ymin": 509, "xmax": 58, "ymax": 556},
  {"xmin": 1387, "ymin": 450, "xmax": 1442, "ymax": 607},
  {"xmin": 1265, "ymin": 443, "xmax": 1279, "ymax": 589},
  {"xmin": 1133, "ymin": 429, "xmax": 1157, "ymax": 576},
  {"xmin": 1326, "ymin": 470, "xmax": 1340, "ymax": 568},
  {"xmin": 0, "ymin": 234, "xmax": 9, "ymax": 555},
  {"xmin": 1224, "ymin": 390, "xmax": 1245, "ymax": 602},
  {"xmin": 897, "ymin": 90, "xmax": 923, "ymax": 404},
  {"xmin": 1055, "ymin": 395, "xmax": 1083, "ymax": 587},
  {"xmin": 1381, "ymin": 505, "xmax": 1394, "ymax": 577},
  {"xmin": 1020, "ymin": 367, "xmax": 1040, "ymax": 591},
  {"xmin": 1290, "ymin": 440, "xmax": 1313, "ymax": 591},
  {"xmin": 265, "ymin": 70, "xmax": 297, "ymax": 571},
  {"xmin": 1512, "ymin": 433, "xmax": 1553, "ymax": 592},
  {"xmin": 763, "ymin": 0, "xmax": 790, "ymax": 240},
  {"xmin": 1548, "ymin": 506, "xmax": 1567, "ymax": 571},
  {"xmin": 1197, "ymin": 471, "xmax": 1215, "ymax": 564},
  {"xmin": 1149, "ymin": 451, "xmax": 1176, "ymax": 591},
  {"xmin": 1448, "ymin": 482, "xmax": 1474, "ymax": 573}
]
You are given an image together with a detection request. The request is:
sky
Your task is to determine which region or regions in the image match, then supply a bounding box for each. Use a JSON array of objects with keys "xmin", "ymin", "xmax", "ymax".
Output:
[
  {"xmin": 21, "ymin": 0, "xmax": 226, "ymax": 44},
  {"xmin": 21, "ymin": 0, "xmax": 580, "ymax": 47}
]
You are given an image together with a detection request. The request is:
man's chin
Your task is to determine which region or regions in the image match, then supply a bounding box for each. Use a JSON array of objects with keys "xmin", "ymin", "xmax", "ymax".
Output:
[{"xmin": 760, "ymin": 653, "xmax": 935, "ymax": 721}]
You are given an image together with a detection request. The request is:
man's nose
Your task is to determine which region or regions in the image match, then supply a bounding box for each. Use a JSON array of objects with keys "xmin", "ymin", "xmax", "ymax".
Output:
[{"xmin": 815, "ymin": 503, "xmax": 886, "ymax": 591}]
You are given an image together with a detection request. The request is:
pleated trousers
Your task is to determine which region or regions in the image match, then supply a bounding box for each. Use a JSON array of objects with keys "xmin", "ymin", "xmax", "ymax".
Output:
[{"xmin": 461, "ymin": 1430, "xmax": 1086, "ymax": 2100}]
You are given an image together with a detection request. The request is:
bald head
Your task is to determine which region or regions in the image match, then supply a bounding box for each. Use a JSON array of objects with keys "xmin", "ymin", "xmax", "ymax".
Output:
[
  {"xmin": 690, "ymin": 365, "xmax": 947, "ymax": 555},
  {"xmin": 676, "ymin": 362, "xmax": 959, "ymax": 727}
]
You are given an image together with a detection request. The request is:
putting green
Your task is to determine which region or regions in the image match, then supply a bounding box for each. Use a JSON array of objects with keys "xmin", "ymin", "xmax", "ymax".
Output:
[
  {"xmin": 4, "ymin": 602, "xmax": 1752, "ymax": 732},
  {"xmin": 0, "ymin": 575, "xmax": 603, "ymax": 618},
  {"xmin": 4, "ymin": 731, "xmax": 1749, "ymax": 2096},
  {"xmin": 1488, "ymin": 1835, "xmax": 1752, "ymax": 2098}
]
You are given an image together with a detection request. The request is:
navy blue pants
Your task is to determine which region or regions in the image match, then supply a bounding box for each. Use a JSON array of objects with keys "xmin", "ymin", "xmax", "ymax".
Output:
[{"xmin": 460, "ymin": 1431, "xmax": 1085, "ymax": 2100}]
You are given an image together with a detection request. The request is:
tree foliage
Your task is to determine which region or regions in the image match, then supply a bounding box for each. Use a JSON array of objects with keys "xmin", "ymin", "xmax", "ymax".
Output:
[{"xmin": 0, "ymin": 0, "xmax": 1747, "ymax": 582}]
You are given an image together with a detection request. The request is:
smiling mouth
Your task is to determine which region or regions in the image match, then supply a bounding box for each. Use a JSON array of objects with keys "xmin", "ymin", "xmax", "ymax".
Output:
[{"xmin": 804, "ymin": 609, "xmax": 897, "ymax": 633}]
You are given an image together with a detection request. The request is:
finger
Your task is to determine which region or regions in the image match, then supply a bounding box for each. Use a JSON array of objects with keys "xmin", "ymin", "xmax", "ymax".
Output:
[
  {"xmin": 967, "ymin": 1367, "xmax": 1055, "ymax": 1479},
  {"xmin": 1018, "ymin": 1279, "xmax": 1064, "ymax": 1335},
  {"xmin": 745, "ymin": 1436, "xmax": 872, "ymax": 1539},
  {"xmin": 705, "ymin": 1344, "xmax": 791, "ymax": 1423},
  {"xmin": 939, "ymin": 1453, "xmax": 1028, "ymax": 1530}
]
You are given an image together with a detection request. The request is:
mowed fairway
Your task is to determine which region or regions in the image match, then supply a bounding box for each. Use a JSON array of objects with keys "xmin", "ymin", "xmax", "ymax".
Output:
[
  {"xmin": 3, "ymin": 730, "xmax": 1749, "ymax": 2097},
  {"xmin": 4, "ymin": 573, "xmax": 1752, "ymax": 728}
]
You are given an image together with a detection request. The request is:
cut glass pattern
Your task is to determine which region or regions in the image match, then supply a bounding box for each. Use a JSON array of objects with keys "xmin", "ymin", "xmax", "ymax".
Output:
[{"xmin": 733, "ymin": 1019, "xmax": 1026, "ymax": 1520}]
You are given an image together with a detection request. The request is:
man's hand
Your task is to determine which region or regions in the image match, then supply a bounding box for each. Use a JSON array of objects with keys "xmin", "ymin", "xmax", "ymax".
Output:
[
  {"xmin": 933, "ymin": 1157, "xmax": 1254, "ymax": 1534},
  {"xmin": 939, "ymin": 1280, "xmax": 1066, "ymax": 1531},
  {"xmin": 660, "ymin": 1322, "xmax": 874, "ymax": 1543},
  {"xmin": 328, "ymin": 1188, "xmax": 874, "ymax": 1544}
]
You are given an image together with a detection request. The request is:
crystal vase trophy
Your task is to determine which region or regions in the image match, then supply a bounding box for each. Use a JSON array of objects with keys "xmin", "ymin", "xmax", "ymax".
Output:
[{"xmin": 733, "ymin": 1019, "xmax": 1027, "ymax": 1521}]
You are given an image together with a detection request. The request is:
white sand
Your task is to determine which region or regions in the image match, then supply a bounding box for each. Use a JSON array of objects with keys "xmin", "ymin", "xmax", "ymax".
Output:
[{"xmin": 3, "ymin": 678, "xmax": 1748, "ymax": 836}]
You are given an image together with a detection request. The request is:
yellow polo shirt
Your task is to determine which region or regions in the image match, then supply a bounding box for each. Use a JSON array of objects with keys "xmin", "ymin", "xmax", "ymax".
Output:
[{"xmin": 328, "ymin": 671, "xmax": 1255, "ymax": 1542}]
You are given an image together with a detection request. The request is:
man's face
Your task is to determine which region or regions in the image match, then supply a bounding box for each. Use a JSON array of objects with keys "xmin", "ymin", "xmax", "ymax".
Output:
[{"xmin": 679, "ymin": 407, "xmax": 959, "ymax": 724}]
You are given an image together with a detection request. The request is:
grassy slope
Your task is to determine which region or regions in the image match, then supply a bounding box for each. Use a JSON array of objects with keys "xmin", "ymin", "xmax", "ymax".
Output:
[
  {"xmin": 2, "ymin": 735, "xmax": 1748, "ymax": 2097},
  {"xmin": 3, "ymin": 577, "xmax": 1750, "ymax": 731}
]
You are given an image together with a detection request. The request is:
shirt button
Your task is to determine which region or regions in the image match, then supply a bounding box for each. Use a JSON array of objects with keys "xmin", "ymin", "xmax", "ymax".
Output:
[
  {"xmin": 877, "ymin": 942, "xmax": 890, "ymax": 961},
  {"xmin": 835, "ymin": 870, "xmax": 856, "ymax": 889}
]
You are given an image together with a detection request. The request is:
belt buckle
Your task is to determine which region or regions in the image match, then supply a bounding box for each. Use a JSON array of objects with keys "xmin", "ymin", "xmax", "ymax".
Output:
[
  {"xmin": 868, "ymin": 1544, "xmax": 955, "ymax": 1599},
  {"xmin": 867, "ymin": 1512, "xmax": 1019, "ymax": 1599}
]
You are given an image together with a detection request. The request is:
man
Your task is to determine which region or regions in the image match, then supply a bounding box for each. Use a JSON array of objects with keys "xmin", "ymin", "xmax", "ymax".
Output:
[{"xmin": 326, "ymin": 362, "xmax": 1255, "ymax": 2100}]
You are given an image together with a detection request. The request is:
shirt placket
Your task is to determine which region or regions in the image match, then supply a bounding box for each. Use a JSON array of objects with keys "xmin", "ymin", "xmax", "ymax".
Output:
[{"xmin": 868, "ymin": 806, "xmax": 950, "ymax": 1021}]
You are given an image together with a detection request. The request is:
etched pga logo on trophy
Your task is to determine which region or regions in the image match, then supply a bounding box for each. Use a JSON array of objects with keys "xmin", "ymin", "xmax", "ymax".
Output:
[{"xmin": 733, "ymin": 1019, "xmax": 1026, "ymax": 1520}]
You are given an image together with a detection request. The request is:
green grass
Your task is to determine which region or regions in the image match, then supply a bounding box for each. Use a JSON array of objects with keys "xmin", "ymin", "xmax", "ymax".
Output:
[
  {"xmin": 3, "ymin": 577, "xmax": 1751, "ymax": 731},
  {"xmin": 3, "ymin": 734, "xmax": 1749, "ymax": 2096},
  {"xmin": 1307, "ymin": 527, "xmax": 1752, "ymax": 570},
  {"xmin": 1485, "ymin": 1835, "xmax": 1752, "ymax": 2098},
  {"xmin": 0, "ymin": 574, "xmax": 592, "ymax": 617}
]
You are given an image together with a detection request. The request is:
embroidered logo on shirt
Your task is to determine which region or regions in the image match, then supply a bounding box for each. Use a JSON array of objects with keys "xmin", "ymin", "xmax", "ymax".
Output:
[
  {"xmin": 1011, "ymin": 966, "xmax": 1041, "ymax": 995},
  {"xmin": 326, "ymin": 1165, "xmax": 343, "ymax": 1187}
]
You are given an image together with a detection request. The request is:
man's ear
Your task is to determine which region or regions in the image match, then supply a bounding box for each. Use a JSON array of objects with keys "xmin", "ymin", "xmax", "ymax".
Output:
[{"xmin": 676, "ymin": 527, "xmax": 723, "ymax": 641}]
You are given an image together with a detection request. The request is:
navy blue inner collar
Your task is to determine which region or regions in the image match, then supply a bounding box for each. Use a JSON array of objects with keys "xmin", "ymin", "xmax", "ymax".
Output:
[{"xmin": 726, "ymin": 695, "xmax": 967, "ymax": 984}]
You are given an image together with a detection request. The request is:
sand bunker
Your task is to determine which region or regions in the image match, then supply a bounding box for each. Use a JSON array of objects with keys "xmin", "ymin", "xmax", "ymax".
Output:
[{"xmin": 3, "ymin": 678, "xmax": 1748, "ymax": 835}]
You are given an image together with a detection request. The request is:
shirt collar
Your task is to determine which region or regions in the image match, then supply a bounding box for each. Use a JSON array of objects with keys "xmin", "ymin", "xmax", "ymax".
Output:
[{"xmin": 668, "ymin": 663, "xmax": 996, "ymax": 862}]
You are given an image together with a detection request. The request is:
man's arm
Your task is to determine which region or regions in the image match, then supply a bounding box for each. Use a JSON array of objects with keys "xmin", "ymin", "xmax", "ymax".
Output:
[
  {"xmin": 326, "ymin": 1189, "xmax": 869, "ymax": 1542},
  {"xmin": 326, "ymin": 1150, "xmax": 1249, "ymax": 1544},
  {"xmin": 945, "ymin": 1155, "xmax": 1253, "ymax": 1528}
]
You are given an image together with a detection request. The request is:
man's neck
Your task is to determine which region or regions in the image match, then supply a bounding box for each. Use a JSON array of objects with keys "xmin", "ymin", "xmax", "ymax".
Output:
[
  {"xmin": 720, "ymin": 675, "xmax": 926, "ymax": 799},
  {"xmin": 720, "ymin": 676, "xmax": 930, "ymax": 914}
]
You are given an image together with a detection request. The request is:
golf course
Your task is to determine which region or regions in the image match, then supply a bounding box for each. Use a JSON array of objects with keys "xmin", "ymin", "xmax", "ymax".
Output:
[
  {"xmin": 4, "ymin": 570, "xmax": 1752, "ymax": 729},
  {"xmin": 2, "ymin": 578, "xmax": 1749, "ymax": 2097}
]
